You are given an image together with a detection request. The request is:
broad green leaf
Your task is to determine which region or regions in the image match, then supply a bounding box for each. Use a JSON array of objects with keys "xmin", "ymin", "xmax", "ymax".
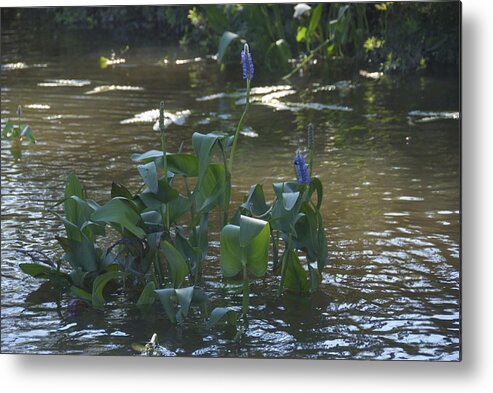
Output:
[
  {"xmin": 239, "ymin": 215, "xmax": 268, "ymax": 247},
  {"xmin": 282, "ymin": 192, "xmax": 300, "ymax": 211},
  {"xmin": 307, "ymin": 4, "xmax": 323, "ymax": 40},
  {"xmin": 136, "ymin": 281, "xmax": 156, "ymax": 306},
  {"xmin": 192, "ymin": 132, "xmax": 226, "ymax": 188},
  {"xmin": 91, "ymin": 198, "xmax": 145, "ymax": 239},
  {"xmin": 160, "ymin": 240, "xmax": 189, "ymax": 288},
  {"xmin": 220, "ymin": 224, "xmax": 242, "ymax": 278},
  {"xmin": 111, "ymin": 182, "xmax": 133, "ymax": 200},
  {"xmin": 140, "ymin": 210, "xmax": 163, "ymax": 233},
  {"xmin": 62, "ymin": 235, "xmax": 99, "ymax": 272},
  {"xmin": 220, "ymin": 216, "xmax": 270, "ymax": 278},
  {"xmin": 131, "ymin": 150, "xmax": 163, "ymax": 163},
  {"xmin": 1, "ymin": 120, "xmax": 14, "ymax": 138},
  {"xmin": 296, "ymin": 26, "xmax": 307, "ymax": 42},
  {"xmin": 206, "ymin": 307, "xmax": 238, "ymax": 329},
  {"xmin": 167, "ymin": 153, "xmax": 199, "ymax": 177},
  {"xmin": 20, "ymin": 125, "xmax": 36, "ymax": 144},
  {"xmin": 168, "ymin": 194, "xmax": 191, "ymax": 224},
  {"xmin": 196, "ymin": 163, "xmax": 226, "ymax": 213},
  {"xmin": 154, "ymin": 288, "xmax": 177, "ymax": 323},
  {"xmin": 241, "ymin": 184, "xmax": 270, "ymax": 217},
  {"xmin": 283, "ymin": 250, "xmax": 309, "ymax": 295},
  {"xmin": 19, "ymin": 263, "xmax": 57, "ymax": 279},
  {"xmin": 217, "ymin": 31, "xmax": 240, "ymax": 63},
  {"xmin": 70, "ymin": 286, "xmax": 92, "ymax": 302},
  {"xmin": 92, "ymin": 271, "xmax": 125, "ymax": 308},
  {"xmin": 242, "ymin": 218, "xmax": 270, "ymax": 277},
  {"xmin": 138, "ymin": 161, "xmax": 158, "ymax": 194},
  {"xmin": 175, "ymin": 286, "xmax": 195, "ymax": 319}
]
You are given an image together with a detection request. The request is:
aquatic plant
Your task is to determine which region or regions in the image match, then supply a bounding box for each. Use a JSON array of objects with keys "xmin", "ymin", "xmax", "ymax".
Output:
[
  {"xmin": 1, "ymin": 106, "xmax": 36, "ymax": 148},
  {"xmin": 20, "ymin": 45, "xmax": 329, "ymax": 340}
]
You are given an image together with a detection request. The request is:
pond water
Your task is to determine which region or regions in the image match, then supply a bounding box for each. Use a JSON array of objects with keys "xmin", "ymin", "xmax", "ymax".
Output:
[{"xmin": 1, "ymin": 27, "xmax": 460, "ymax": 360}]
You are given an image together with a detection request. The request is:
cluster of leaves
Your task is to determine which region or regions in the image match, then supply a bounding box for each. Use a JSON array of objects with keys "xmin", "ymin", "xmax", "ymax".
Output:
[
  {"xmin": 22, "ymin": 126, "xmax": 327, "ymax": 332},
  {"xmin": 1, "ymin": 120, "xmax": 36, "ymax": 145}
]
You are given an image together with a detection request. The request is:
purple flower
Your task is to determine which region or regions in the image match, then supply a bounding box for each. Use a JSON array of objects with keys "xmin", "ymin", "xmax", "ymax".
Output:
[
  {"xmin": 294, "ymin": 150, "xmax": 310, "ymax": 185},
  {"xmin": 241, "ymin": 43, "xmax": 254, "ymax": 81}
]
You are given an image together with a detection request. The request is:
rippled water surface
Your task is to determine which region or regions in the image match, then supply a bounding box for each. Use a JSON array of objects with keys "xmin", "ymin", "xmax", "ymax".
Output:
[{"xmin": 1, "ymin": 27, "xmax": 460, "ymax": 360}]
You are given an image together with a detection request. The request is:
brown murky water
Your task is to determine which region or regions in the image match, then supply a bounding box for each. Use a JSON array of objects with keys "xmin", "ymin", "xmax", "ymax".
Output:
[{"xmin": 1, "ymin": 26, "xmax": 460, "ymax": 359}]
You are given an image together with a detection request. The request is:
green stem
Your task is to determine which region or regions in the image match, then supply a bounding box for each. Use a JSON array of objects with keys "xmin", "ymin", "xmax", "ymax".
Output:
[
  {"xmin": 278, "ymin": 232, "xmax": 293, "ymax": 295},
  {"xmin": 242, "ymin": 263, "xmax": 249, "ymax": 316},
  {"xmin": 282, "ymin": 39, "xmax": 331, "ymax": 80},
  {"xmin": 228, "ymin": 79, "xmax": 251, "ymax": 174}
]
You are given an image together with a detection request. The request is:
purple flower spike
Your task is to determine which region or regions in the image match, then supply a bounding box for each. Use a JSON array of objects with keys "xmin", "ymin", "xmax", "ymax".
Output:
[
  {"xmin": 241, "ymin": 43, "xmax": 254, "ymax": 81},
  {"xmin": 294, "ymin": 150, "xmax": 311, "ymax": 185}
]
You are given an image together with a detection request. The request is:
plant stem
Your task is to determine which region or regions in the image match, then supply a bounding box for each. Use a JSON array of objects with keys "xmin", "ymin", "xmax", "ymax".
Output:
[
  {"xmin": 242, "ymin": 263, "xmax": 249, "ymax": 316},
  {"xmin": 278, "ymin": 232, "xmax": 293, "ymax": 295},
  {"xmin": 228, "ymin": 79, "xmax": 251, "ymax": 174},
  {"xmin": 282, "ymin": 39, "xmax": 331, "ymax": 80}
]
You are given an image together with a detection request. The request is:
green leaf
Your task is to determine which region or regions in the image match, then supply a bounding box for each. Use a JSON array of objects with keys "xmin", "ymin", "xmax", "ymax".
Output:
[
  {"xmin": 160, "ymin": 240, "xmax": 189, "ymax": 288},
  {"xmin": 136, "ymin": 281, "xmax": 156, "ymax": 306},
  {"xmin": 239, "ymin": 215, "xmax": 267, "ymax": 247},
  {"xmin": 92, "ymin": 271, "xmax": 125, "ymax": 308},
  {"xmin": 138, "ymin": 161, "xmax": 158, "ymax": 194},
  {"xmin": 1, "ymin": 120, "xmax": 15, "ymax": 139},
  {"xmin": 241, "ymin": 184, "xmax": 270, "ymax": 217},
  {"xmin": 131, "ymin": 150, "xmax": 163, "ymax": 163},
  {"xmin": 19, "ymin": 263, "xmax": 55, "ymax": 279},
  {"xmin": 168, "ymin": 195, "xmax": 191, "ymax": 224},
  {"xmin": 154, "ymin": 288, "xmax": 177, "ymax": 323},
  {"xmin": 307, "ymin": 4, "xmax": 323, "ymax": 40},
  {"xmin": 192, "ymin": 132, "xmax": 226, "ymax": 189},
  {"xmin": 167, "ymin": 153, "xmax": 199, "ymax": 177},
  {"xmin": 296, "ymin": 26, "xmax": 307, "ymax": 42},
  {"xmin": 218, "ymin": 31, "xmax": 240, "ymax": 63},
  {"xmin": 111, "ymin": 182, "xmax": 133, "ymax": 200},
  {"xmin": 220, "ymin": 216, "xmax": 270, "ymax": 278},
  {"xmin": 196, "ymin": 163, "xmax": 226, "ymax": 213},
  {"xmin": 20, "ymin": 125, "xmax": 36, "ymax": 144},
  {"xmin": 70, "ymin": 286, "xmax": 92, "ymax": 302},
  {"xmin": 283, "ymin": 250, "xmax": 309, "ymax": 295},
  {"xmin": 175, "ymin": 286, "xmax": 194, "ymax": 319},
  {"xmin": 91, "ymin": 198, "xmax": 145, "ymax": 239},
  {"xmin": 206, "ymin": 307, "xmax": 238, "ymax": 329},
  {"xmin": 307, "ymin": 177, "xmax": 323, "ymax": 211},
  {"xmin": 242, "ymin": 217, "xmax": 270, "ymax": 277},
  {"xmin": 62, "ymin": 234, "xmax": 99, "ymax": 272},
  {"xmin": 220, "ymin": 224, "xmax": 242, "ymax": 278}
]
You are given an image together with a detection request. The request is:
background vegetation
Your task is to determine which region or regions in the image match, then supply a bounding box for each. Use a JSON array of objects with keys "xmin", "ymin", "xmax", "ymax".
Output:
[{"xmin": 2, "ymin": 3, "xmax": 459, "ymax": 73}]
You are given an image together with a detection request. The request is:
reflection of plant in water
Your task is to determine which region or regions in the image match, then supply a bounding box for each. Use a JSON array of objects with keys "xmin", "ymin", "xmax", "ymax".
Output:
[
  {"xmin": 21, "ymin": 45, "xmax": 329, "ymax": 345},
  {"xmin": 1, "ymin": 106, "xmax": 36, "ymax": 158}
]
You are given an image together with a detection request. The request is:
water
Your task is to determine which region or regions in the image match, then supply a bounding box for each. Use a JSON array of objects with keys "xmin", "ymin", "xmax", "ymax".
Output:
[{"xmin": 1, "ymin": 27, "xmax": 460, "ymax": 360}]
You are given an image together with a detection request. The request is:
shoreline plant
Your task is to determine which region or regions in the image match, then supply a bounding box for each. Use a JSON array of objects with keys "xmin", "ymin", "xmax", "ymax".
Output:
[{"xmin": 19, "ymin": 44, "xmax": 328, "ymax": 338}]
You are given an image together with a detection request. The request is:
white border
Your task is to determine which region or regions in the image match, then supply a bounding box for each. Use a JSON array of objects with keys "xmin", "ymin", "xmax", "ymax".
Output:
[{"xmin": 2, "ymin": 1, "xmax": 493, "ymax": 392}]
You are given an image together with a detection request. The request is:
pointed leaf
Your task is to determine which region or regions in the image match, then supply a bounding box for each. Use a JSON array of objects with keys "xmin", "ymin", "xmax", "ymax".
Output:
[
  {"xmin": 91, "ymin": 198, "xmax": 145, "ymax": 239},
  {"xmin": 138, "ymin": 161, "xmax": 158, "ymax": 194},
  {"xmin": 220, "ymin": 224, "xmax": 242, "ymax": 278},
  {"xmin": 206, "ymin": 307, "xmax": 238, "ymax": 329},
  {"xmin": 154, "ymin": 288, "xmax": 177, "ymax": 323},
  {"xmin": 136, "ymin": 281, "xmax": 156, "ymax": 306},
  {"xmin": 92, "ymin": 271, "xmax": 125, "ymax": 308},
  {"xmin": 160, "ymin": 240, "xmax": 189, "ymax": 288},
  {"xmin": 175, "ymin": 286, "xmax": 195, "ymax": 318}
]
